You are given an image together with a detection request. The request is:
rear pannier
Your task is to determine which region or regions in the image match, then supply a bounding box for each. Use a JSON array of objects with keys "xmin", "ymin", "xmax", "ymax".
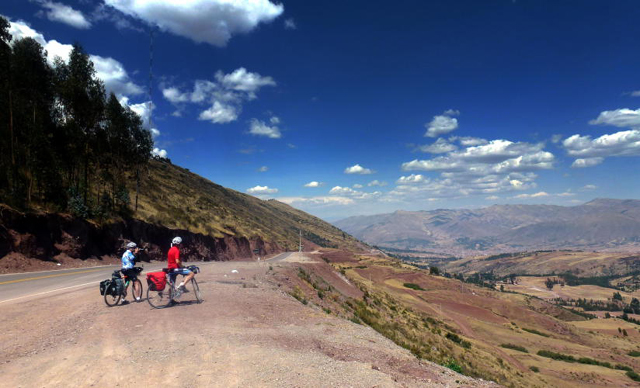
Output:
[{"xmin": 146, "ymin": 272, "xmax": 167, "ymax": 291}]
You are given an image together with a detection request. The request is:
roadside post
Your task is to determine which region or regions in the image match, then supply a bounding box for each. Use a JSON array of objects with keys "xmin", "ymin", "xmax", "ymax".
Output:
[{"xmin": 253, "ymin": 249, "xmax": 260, "ymax": 261}]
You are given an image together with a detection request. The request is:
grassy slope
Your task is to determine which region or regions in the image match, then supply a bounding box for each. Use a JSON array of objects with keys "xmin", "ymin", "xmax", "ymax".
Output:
[
  {"xmin": 286, "ymin": 250, "xmax": 640, "ymax": 388},
  {"xmin": 131, "ymin": 159, "xmax": 363, "ymax": 251}
]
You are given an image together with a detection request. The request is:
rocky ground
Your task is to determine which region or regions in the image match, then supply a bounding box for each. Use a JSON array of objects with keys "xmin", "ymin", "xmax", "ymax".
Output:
[{"xmin": 0, "ymin": 255, "xmax": 498, "ymax": 387}]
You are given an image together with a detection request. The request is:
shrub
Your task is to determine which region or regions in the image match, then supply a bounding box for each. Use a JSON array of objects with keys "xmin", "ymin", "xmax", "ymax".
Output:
[
  {"xmin": 403, "ymin": 283, "xmax": 425, "ymax": 291},
  {"xmin": 627, "ymin": 370, "xmax": 640, "ymax": 382},
  {"xmin": 523, "ymin": 328, "xmax": 550, "ymax": 337},
  {"xmin": 500, "ymin": 343, "xmax": 528, "ymax": 353},
  {"xmin": 629, "ymin": 350, "xmax": 640, "ymax": 357},
  {"xmin": 529, "ymin": 366, "xmax": 540, "ymax": 373},
  {"xmin": 446, "ymin": 332, "xmax": 472, "ymax": 348},
  {"xmin": 537, "ymin": 350, "xmax": 576, "ymax": 363},
  {"xmin": 444, "ymin": 359, "xmax": 463, "ymax": 374}
]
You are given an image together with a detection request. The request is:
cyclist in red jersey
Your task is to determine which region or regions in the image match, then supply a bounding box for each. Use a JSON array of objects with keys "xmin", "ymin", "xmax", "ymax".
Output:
[{"xmin": 168, "ymin": 237, "xmax": 195, "ymax": 292}]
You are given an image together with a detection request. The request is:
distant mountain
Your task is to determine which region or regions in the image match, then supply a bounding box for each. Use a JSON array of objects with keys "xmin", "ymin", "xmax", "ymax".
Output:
[{"xmin": 333, "ymin": 199, "xmax": 640, "ymax": 255}]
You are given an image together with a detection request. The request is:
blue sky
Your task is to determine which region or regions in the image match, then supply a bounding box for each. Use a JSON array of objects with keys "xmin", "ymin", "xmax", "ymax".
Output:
[{"xmin": 3, "ymin": 0, "xmax": 640, "ymax": 220}]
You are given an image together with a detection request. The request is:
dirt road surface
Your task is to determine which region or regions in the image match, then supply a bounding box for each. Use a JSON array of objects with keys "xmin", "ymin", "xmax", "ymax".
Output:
[{"xmin": 0, "ymin": 255, "xmax": 498, "ymax": 387}]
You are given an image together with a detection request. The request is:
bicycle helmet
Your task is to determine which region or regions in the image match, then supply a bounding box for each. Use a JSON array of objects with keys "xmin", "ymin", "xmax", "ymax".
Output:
[
  {"xmin": 126, "ymin": 242, "xmax": 137, "ymax": 249},
  {"xmin": 172, "ymin": 237, "xmax": 182, "ymax": 246}
]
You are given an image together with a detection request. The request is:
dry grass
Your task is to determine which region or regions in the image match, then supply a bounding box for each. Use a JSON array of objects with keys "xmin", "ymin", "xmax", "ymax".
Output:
[
  {"xmin": 127, "ymin": 159, "xmax": 363, "ymax": 251},
  {"xmin": 308, "ymin": 252, "xmax": 640, "ymax": 388}
]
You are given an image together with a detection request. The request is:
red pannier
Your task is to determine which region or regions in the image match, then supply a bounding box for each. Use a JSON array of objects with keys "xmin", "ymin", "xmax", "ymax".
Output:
[{"xmin": 146, "ymin": 271, "xmax": 167, "ymax": 291}]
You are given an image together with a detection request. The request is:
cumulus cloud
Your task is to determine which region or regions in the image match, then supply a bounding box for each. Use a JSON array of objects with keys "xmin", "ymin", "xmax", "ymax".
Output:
[
  {"xmin": 563, "ymin": 130, "xmax": 640, "ymax": 159},
  {"xmin": 162, "ymin": 68, "xmax": 275, "ymax": 124},
  {"xmin": 368, "ymin": 180, "xmax": 387, "ymax": 187},
  {"xmin": 36, "ymin": 1, "xmax": 92, "ymax": 29},
  {"xmin": 419, "ymin": 138, "xmax": 457, "ymax": 154},
  {"xmin": 394, "ymin": 135, "xmax": 554, "ymax": 202},
  {"xmin": 152, "ymin": 147, "xmax": 167, "ymax": 158},
  {"xmin": 329, "ymin": 186, "xmax": 382, "ymax": 200},
  {"xmin": 589, "ymin": 108, "xmax": 640, "ymax": 129},
  {"xmin": 104, "ymin": 0, "xmax": 283, "ymax": 47},
  {"xmin": 199, "ymin": 101, "xmax": 238, "ymax": 124},
  {"xmin": 344, "ymin": 164, "xmax": 374, "ymax": 175},
  {"xmin": 551, "ymin": 134, "xmax": 563, "ymax": 144},
  {"xmin": 352, "ymin": 184, "xmax": 363, "ymax": 189},
  {"xmin": 257, "ymin": 166, "xmax": 268, "ymax": 172},
  {"xmin": 7, "ymin": 20, "xmax": 143, "ymax": 98},
  {"xmin": 304, "ymin": 181, "xmax": 324, "ymax": 188},
  {"xmin": 249, "ymin": 118, "xmax": 282, "ymax": 139},
  {"xmin": 571, "ymin": 157, "xmax": 604, "ymax": 168},
  {"xmin": 425, "ymin": 110, "xmax": 459, "ymax": 138},
  {"xmin": 247, "ymin": 185, "xmax": 278, "ymax": 195},
  {"xmin": 396, "ymin": 174, "xmax": 427, "ymax": 184}
]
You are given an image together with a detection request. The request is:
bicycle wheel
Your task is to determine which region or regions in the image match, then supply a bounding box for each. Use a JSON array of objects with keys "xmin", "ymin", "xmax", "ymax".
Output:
[
  {"xmin": 132, "ymin": 279, "xmax": 143, "ymax": 302},
  {"xmin": 191, "ymin": 278, "xmax": 202, "ymax": 303},
  {"xmin": 146, "ymin": 285, "xmax": 172, "ymax": 309},
  {"xmin": 104, "ymin": 290, "xmax": 121, "ymax": 307}
]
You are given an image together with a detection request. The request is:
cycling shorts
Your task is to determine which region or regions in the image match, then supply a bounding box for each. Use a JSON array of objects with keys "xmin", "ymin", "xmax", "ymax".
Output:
[
  {"xmin": 172, "ymin": 268, "xmax": 192, "ymax": 276},
  {"xmin": 121, "ymin": 268, "xmax": 139, "ymax": 280}
]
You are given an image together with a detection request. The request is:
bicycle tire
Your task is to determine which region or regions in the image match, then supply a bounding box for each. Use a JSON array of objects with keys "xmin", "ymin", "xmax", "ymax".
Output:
[
  {"xmin": 191, "ymin": 278, "xmax": 202, "ymax": 303},
  {"xmin": 132, "ymin": 279, "xmax": 143, "ymax": 302},
  {"xmin": 104, "ymin": 289, "xmax": 121, "ymax": 307},
  {"xmin": 146, "ymin": 285, "xmax": 171, "ymax": 309}
]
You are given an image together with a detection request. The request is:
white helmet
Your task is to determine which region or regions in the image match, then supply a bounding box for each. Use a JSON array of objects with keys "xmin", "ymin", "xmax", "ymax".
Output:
[
  {"xmin": 172, "ymin": 237, "xmax": 182, "ymax": 246},
  {"xmin": 126, "ymin": 242, "xmax": 137, "ymax": 249}
]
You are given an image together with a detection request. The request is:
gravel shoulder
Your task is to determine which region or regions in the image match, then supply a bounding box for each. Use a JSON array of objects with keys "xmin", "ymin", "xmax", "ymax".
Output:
[{"xmin": 0, "ymin": 260, "xmax": 498, "ymax": 387}]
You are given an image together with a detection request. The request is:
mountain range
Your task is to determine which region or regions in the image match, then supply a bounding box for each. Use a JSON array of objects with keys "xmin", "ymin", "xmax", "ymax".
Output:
[{"xmin": 334, "ymin": 199, "xmax": 640, "ymax": 256}]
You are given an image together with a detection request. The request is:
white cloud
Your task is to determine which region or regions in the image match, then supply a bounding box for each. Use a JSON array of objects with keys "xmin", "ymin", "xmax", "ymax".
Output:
[
  {"xmin": 571, "ymin": 157, "xmax": 604, "ymax": 168},
  {"xmin": 246, "ymin": 185, "xmax": 278, "ymax": 195},
  {"xmin": 563, "ymin": 130, "xmax": 640, "ymax": 159},
  {"xmin": 38, "ymin": 1, "xmax": 91, "ymax": 29},
  {"xmin": 150, "ymin": 128, "xmax": 160, "ymax": 137},
  {"xmin": 92, "ymin": 55, "xmax": 145, "ymax": 97},
  {"xmin": 581, "ymin": 184, "xmax": 597, "ymax": 191},
  {"xmin": 514, "ymin": 191, "xmax": 549, "ymax": 199},
  {"xmin": 632, "ymin": 91, "xmax": 640, "ymax": 97},
  {"xmin": 249, "ymin": 118, "xmax": 282, "ymax": 139},
  {"xmin": 257, "ymin": 166, "xmax": 268, "ymax": 172},
  {"xmin": 456, "ymin": 136, "xmax": 488, "ymax": 146},
  {"xmin": 329, "ymin": 186, "xmax": 382, "ymax": 200},
  {"xmin": 368, "ymin": 180, "xmax": 387, "ymax": 187},
  {"xmin": 551, "ymin": 134, "xmax": 563, "ymax": 144},
  {"xmin": 152, "ymin": 147, "xmax": 167, "ymax": 158},
  {"xmin": 419, "ymin": 138, "xmax": 457, "ymax": 154},
  {"xmin": 162, "ymin": 68, "xmax": 275, "ymax": 124},
  {"xmin": 443, "ymin": 109, "xmax": 460, "ymax": 116},
  {"xmin": 425, "ymin": 114, "xmax": 458, "ymax": 138},
  {"xmin": 199, "ymin": 101, "xmax": 238, "ymax": 124},
  {"xmin": 216, "ymin": 68, "xmax": 276, "ymax": 98},
  {"xmin": 105, "ymin": 0, "xmax": 284, "ymax": 47},
  {"xmin": 304, "ymin": 181, "xmax": 324, "ymax": 188},
  {"xmin": 396, "ymin": 174, "xmax": 427, "ymax": 184},
  {"xmin": 344, "ymin": 164, "xmax": 374, "ymax": 175},
  {"xmin": 284, "ymin": 18, "xmax": 296, "ymax": 30},
  {"xmin": 278, "ymin": 196, "xmax": 354, "ymax": 206},
  {"xmin": 486, "ymin": 195, "xmax": 499, "ymax": 200},
  {"xmin": 7, "ymin": 20, "xmax": 143, "ymax": 98},
  {"xmin": 589, "ymin": 108, "xmax": 640, "ymax": 128},
  {"xmin": 352, "ymin": 184, "xmax": 363, "ymax": 189}
]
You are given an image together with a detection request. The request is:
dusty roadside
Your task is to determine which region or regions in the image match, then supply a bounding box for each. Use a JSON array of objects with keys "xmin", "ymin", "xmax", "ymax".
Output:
[{"xmin": 0, "ymin": 257, "xmax": 498, "ymax": 387}]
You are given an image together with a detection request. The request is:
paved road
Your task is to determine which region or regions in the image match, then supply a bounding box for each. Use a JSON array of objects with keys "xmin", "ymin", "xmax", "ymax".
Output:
[
  {"xmin": 268, "ymin": 252, "xmax": 294, "ymax": 262},
  {"xmin": 0, "ymin": 262, "xmax": 213, "ymax": 304}
]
